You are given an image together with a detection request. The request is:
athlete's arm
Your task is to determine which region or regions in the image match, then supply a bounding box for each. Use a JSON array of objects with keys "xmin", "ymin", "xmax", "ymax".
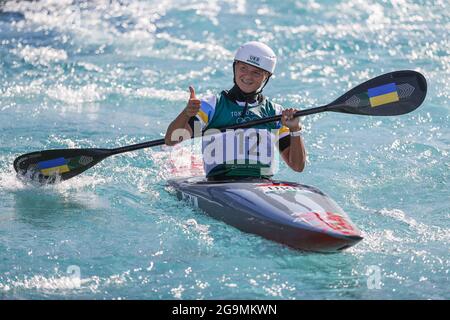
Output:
[
  {"xmin": 280, "ymin": 108, "xmax": 306, "ymax": 172},
  {"xmin": 165, "ymin": 86, "xmax": 199, "ymax": 146}
]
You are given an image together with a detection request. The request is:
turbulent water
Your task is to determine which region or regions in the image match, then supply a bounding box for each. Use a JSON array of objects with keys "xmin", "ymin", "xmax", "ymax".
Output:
[{"xmin": 0, "ymin": 0, "xmax": 448, "ymax": 299}]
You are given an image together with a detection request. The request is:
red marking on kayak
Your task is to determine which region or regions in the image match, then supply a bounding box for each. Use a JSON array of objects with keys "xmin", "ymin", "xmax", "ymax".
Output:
[
  {"xmin": 312, "ymin": 212, "xmax": 356, "ymax": 235},
  {"xmin": 294, "ymin": 211, "xmax": 356, "ymax": 235},
  {"xmin": 257, "ymin": 183, "xmax": 296, "ymax": 187}
]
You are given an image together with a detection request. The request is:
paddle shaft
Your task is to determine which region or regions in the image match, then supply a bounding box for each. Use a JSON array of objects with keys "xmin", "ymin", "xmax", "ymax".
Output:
[
  {"xmin": 110, "ymin": 138, "xmax": 166, "ymax": 155},
  {"xmin": 224, "ymin": 105, "xmax": 330, "ymax": 129},
  {"xmin": 109, "ymin": 105, "xmax": 331, "ymax": 156}
]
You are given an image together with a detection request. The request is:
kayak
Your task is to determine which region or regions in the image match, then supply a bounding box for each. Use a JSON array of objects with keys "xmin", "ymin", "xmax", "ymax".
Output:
[{"xmin": 168, "ymin": 176, "xmax": 363, "ymax": 253}]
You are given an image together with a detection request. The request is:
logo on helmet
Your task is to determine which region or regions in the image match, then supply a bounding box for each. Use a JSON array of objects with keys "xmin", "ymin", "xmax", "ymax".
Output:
[{"xmin": 247, "ymin": 55, "xmax": 261, "ymax": 66}]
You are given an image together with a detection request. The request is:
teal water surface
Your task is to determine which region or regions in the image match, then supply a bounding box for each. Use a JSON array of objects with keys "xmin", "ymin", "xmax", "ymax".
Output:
[{"xmin": 0, "ymin": 0, "xmax": 449, "ymax": 299}]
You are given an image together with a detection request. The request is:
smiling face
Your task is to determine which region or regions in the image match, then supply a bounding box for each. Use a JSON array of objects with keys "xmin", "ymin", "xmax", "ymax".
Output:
[{"xmin": 234, "ymin": 61, "xmax": 270, "ymax": 93}]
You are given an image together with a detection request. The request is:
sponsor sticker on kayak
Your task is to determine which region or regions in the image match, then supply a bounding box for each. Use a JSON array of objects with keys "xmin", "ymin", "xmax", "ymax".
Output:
[
  {"xmin": 255, "ymin": 183, "xmax": 302, "ymax": 193},
  {"xmin": 180, "ymin": 192, "xmax": 199, "ymax": 208}
]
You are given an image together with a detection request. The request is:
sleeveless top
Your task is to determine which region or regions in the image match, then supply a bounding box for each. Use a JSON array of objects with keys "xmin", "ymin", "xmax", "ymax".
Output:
[{"xmin": 191, "ymin": 91, "xmax": 290, "ymax": 178}]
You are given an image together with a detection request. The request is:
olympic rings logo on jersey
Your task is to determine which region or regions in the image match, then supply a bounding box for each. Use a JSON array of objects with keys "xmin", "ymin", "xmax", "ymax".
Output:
[{"xmin": 236, "ymin": 116, "xmax": 260, "ymax": 124}]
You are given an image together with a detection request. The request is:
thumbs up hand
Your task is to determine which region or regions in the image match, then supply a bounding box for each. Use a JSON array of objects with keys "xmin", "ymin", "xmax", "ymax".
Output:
[{"xmin": 184, "ymin": 86, "xmax": 201, "ymax": 118}]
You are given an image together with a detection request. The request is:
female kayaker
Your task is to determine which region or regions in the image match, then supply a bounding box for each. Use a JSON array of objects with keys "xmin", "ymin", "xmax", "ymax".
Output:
[{"xmin": 165, "ymin": 41, "xmax": 306, "ymax": 180}]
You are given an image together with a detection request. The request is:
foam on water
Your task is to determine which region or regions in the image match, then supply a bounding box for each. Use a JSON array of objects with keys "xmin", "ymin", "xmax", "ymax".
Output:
[{"xmin": 0, "ymin": 0, "xmax": 449, "ymax": 299}]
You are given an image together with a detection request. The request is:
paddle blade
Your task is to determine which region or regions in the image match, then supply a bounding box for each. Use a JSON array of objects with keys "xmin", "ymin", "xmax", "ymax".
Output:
[
  {"xmin": 328, "ymin": 70, "xmax": 427, "ymax": 116},
  {"xmin": 13, "ymin": 148, "xmax": 112, "ymax": 184}
]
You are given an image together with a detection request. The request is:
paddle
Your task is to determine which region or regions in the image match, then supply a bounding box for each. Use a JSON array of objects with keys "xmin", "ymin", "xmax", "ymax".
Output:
[{"xmin": 13, "ymin": 70, "xmax": 427, "ymax": 184}]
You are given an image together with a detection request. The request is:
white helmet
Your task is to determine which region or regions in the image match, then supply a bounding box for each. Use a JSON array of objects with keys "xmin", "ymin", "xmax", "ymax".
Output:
[{"xmin": 234, "ymin": 41, "xmax": 277, "ymax": 74}]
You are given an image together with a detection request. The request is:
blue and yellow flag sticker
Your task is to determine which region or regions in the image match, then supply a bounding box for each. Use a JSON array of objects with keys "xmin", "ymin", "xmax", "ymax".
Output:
[
  {"xmin": 368, "ymin": 83, "xmax": 400, "ymax": 107},
  {"xmin": 37, "ymin": 157, "xmax": 70, "ymax": 176}
]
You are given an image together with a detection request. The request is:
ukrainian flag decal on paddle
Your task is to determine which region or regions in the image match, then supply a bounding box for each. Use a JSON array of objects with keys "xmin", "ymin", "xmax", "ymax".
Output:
[
  {"xmin": 37, "ymin": 157, "xmax": 70, "ymax": 176},
  {"xmin": 368, "ymin": 82, "xmax": 400, "ymax": 107}
]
